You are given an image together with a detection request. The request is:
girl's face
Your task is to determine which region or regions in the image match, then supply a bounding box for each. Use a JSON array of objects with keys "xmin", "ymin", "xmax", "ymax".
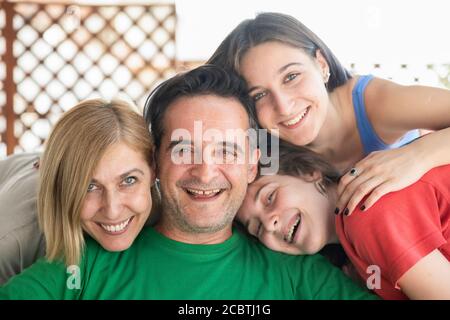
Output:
[
  {"xmin": 240, "ymin": 41, "xmax": 330, "ymax": 146},
  {"xmin": 81, "ymin": 142, "xmax": 154, "ymax": 252},
  {"xmin": 237, "ymin": 174, "xmax": 337, "ymax": 255}
]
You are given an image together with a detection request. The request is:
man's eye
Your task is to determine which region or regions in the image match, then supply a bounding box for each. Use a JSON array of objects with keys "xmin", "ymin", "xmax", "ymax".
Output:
[
  {"xmin": 221, "ymin": 148, "xmax": 237, "ymax": 158},
  {"xmin": 252, "ymin": 91, "xmax": 267, "ymax": 102},
  {"xmin": 178, "ymin": 147, "xmax": 190, "ymax": 154},
  {"xmin": 123, "ymin": 176, "xmax": 137, "ymax": 186},
  {"xmin": 173, "ymin": 145, "xmax": 193, "ymax": 157}
]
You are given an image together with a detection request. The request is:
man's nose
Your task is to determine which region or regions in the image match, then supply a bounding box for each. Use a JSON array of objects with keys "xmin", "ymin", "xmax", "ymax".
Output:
[{"xmin": 190, "ymin": 161, "xmax": 219, "ymax": 184}]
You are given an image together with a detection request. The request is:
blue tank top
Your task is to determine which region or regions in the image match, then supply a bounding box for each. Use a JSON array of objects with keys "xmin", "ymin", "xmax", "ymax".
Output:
[{"xmin": 352, "ymin": 75, "xmax": 420, "ymax": 155}]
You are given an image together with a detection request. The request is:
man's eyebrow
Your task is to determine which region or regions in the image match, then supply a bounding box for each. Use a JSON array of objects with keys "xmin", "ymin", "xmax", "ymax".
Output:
[
  {"xmin": 248, "ymin": 62, "xmax": 303, "ymax": 93},
  {"xmin": 221, "ymin": 141, "xmax": 244, "ymax": 154},
  {"xmin": 167, "ymin": 140, "xmax": 192, "ymax": 151}
]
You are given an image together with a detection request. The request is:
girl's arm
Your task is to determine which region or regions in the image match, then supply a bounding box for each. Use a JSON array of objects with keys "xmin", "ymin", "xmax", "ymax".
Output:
[
  {"xmin": 398, "ymin": 249, "xmax": 450, "ymax": 300},
  {"xmin": 337, "ymin": 79, "xmax": 450, "ymax": 214}
]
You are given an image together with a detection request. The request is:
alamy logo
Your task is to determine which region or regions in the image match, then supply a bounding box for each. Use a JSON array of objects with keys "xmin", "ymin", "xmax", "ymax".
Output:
[
  {"xmin": 366, "ymin": 265, "xmax": 381, "ymax": 290},
  {"xmin": 169, "ymin": 121, "xmax": 279, "ymax": 175},
  {"xmin": 66, "ymin": 265, "xmax": 81, "ymax": 290}
]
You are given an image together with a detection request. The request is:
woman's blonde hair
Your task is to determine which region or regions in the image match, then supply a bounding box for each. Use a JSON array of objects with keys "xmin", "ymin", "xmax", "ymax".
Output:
[{"xmin": 38, "ymin": 99, "xmax": 154, "ymax": 266}]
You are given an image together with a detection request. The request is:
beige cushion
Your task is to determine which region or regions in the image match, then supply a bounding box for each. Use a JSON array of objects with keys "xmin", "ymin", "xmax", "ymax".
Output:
[{"xmin": 0, "ymin": 152, "xmax": 44, "ymax": 285}]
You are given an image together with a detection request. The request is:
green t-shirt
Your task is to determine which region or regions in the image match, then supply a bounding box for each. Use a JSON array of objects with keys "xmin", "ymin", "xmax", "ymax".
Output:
[{"xmin": 0, "ymin": 226, "xmax": 377, "ymax": 299}]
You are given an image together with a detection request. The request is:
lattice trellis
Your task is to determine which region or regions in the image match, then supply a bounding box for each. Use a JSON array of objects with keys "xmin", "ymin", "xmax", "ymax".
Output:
[
  {"xmin": 0, "ymin": 1, "xmax": 176, "ymax": 158},
  {"xmin": 0, "ymin": 6, "xmax": 7, "ymax": 157},
  {"xmin": 348, "ymin": 62, "xmax": 450, "ymax": 87}
]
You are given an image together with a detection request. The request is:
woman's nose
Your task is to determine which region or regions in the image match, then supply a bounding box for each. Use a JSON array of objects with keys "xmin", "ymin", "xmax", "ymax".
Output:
[
  {"xmin": 273, "ymin": 91, "xmax": 294, "ymax": 116},
  {"xmin": 103, "ymin": 190, "xmax": 123, "ymax": 220}
]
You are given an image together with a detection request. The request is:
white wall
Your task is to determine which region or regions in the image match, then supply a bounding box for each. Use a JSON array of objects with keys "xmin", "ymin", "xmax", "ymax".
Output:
[{"xmin": 176, "ymin": 0, "xmax": 450, "ymax": 65}]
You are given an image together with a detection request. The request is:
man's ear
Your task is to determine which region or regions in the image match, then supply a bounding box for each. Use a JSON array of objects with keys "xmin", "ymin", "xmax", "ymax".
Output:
[
  {"xmin": 153, "ymin": 151, "xmax": 161, "ymax": 180},
  {"xmin": 247, "ymin": 148, "xmax": 261, "ymax": 183}
]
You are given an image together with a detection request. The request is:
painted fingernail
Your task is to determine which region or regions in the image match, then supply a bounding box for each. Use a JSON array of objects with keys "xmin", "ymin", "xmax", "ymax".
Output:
[
  {"xmin": 360, "ymin": 205, "xmax": 366, "ymax": 211},
  {"xmin": 334, "ymin": 208, "xmax": 340, "ymax": 215},
  {"xmin": 344, "ymin": 208, "xmax": 349, "ymax": 216}
]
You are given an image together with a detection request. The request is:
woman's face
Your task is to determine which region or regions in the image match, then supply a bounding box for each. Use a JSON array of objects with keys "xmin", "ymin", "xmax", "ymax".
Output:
[
  {"xmin": 81, "ymin": 142, "xmax": 153, "ymax": 252},
  {"xmin": 240, "ymin": 41, "xmax": 330, "ymax": 146},
  {"xmin": 237, "ymin": 174, "xmax": 336, "ymax": 255}
]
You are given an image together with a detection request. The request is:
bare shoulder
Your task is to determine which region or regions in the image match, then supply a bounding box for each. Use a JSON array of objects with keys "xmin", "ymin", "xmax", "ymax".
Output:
[{"xmin": 362, "ymin": 76, "xmax": 400, "ymax": 108}]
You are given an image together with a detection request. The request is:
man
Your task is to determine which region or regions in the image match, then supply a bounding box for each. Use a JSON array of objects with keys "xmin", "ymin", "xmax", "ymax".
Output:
[
  {"xmin": 140, "ymin": 64, "xmax": 376, "ymax": 299},
  {"xmin": 0, "ymin": 65, "xmax": 376, "ymax": 299}
]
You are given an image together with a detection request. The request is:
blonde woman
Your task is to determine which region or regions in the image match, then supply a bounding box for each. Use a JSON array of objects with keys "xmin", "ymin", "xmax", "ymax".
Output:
[{"xmin": 0, "ymin": 99, "xmax": 155, "ymax": 299}]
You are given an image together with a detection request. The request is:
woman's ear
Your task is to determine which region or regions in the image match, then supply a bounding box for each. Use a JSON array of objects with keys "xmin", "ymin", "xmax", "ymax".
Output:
[{"xmin": 315, "ymin": 49, "xmax": 330, "ymax": 82}]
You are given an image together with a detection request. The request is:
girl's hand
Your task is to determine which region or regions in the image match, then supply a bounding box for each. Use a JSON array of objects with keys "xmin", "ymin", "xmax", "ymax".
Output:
[{"xmin": 336, "ymin": 145, "xmax": 428, "ymax": 216}]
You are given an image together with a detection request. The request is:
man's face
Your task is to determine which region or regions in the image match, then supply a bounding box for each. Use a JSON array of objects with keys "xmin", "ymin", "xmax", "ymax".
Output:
[{"xmin": 156, "ymin": 94, "xmax": 259, "ymax": 239}]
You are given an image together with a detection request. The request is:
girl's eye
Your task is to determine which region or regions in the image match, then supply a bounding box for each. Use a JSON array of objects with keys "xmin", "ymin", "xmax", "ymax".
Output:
[
  {"xmin": 123, "ymin": 176, "xmax": 137, "ymax": 186},
  {"xmin": 252, "ymin": 91, "xmax": 267, "ymax": 102},
  {"xmin": 284, "ymin": 73, "xmax": 299, "ymax": 83}
]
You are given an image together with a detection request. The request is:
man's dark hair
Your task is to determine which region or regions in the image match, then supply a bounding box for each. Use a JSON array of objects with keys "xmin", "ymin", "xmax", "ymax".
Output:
[{"xmin": 143, "ymin": 64, "xmax": 259, "ymax": 153}]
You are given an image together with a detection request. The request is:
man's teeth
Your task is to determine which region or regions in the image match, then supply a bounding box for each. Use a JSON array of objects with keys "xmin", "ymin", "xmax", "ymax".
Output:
[
  {"xmin": 286, "ymin": 216, "xmax": 301, "ymax": 243},
  {"xmin": 100, "ymin": 218, "xmax": 131, "ymax": 233},
  {"xmin": 283, "ymin": 108, "xmax": 309, "ymax": 126},
  {"xmin": 187, "ymin": 188, "xmax": 221, "ymax": 196}
]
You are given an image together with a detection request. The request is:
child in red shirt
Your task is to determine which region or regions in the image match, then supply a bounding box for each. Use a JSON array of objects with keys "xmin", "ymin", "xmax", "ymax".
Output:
[{"xmin": 237, "ymin": 142, "xmax": 450, "ymax": 299}]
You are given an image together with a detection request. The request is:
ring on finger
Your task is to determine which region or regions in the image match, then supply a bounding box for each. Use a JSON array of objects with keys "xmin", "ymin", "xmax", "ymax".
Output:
[{"xmin": 349, "ymin": 167, "xmax": 360, "ymax": 177}]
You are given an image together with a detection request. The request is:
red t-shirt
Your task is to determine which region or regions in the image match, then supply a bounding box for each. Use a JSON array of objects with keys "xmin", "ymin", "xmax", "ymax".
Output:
[{"xmin": 336, "ymin": 165, "xmax": 450, "ymax": 299}]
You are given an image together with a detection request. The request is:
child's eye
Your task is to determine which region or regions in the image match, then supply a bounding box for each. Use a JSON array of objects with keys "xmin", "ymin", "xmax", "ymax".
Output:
[{"xmin": 266, "ymin": 190, "xmax": 276, "ymax": 206}]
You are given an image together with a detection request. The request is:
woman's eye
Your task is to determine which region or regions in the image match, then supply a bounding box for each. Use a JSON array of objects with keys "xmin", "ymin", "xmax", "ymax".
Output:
[
  {"xmin": 252, "ymin": 91, "xmax": 267, "ymax": 102},
  {"xmin": 284, "ymin": 73, "xmax": 299, "ymax": 83},
  {"xmin": 123, "ymin": 176, "xmax": 137, "ymax": 186},
  {"xmin": 87, "ymin": 183, "xmax": 98, "ymax": 192}
]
